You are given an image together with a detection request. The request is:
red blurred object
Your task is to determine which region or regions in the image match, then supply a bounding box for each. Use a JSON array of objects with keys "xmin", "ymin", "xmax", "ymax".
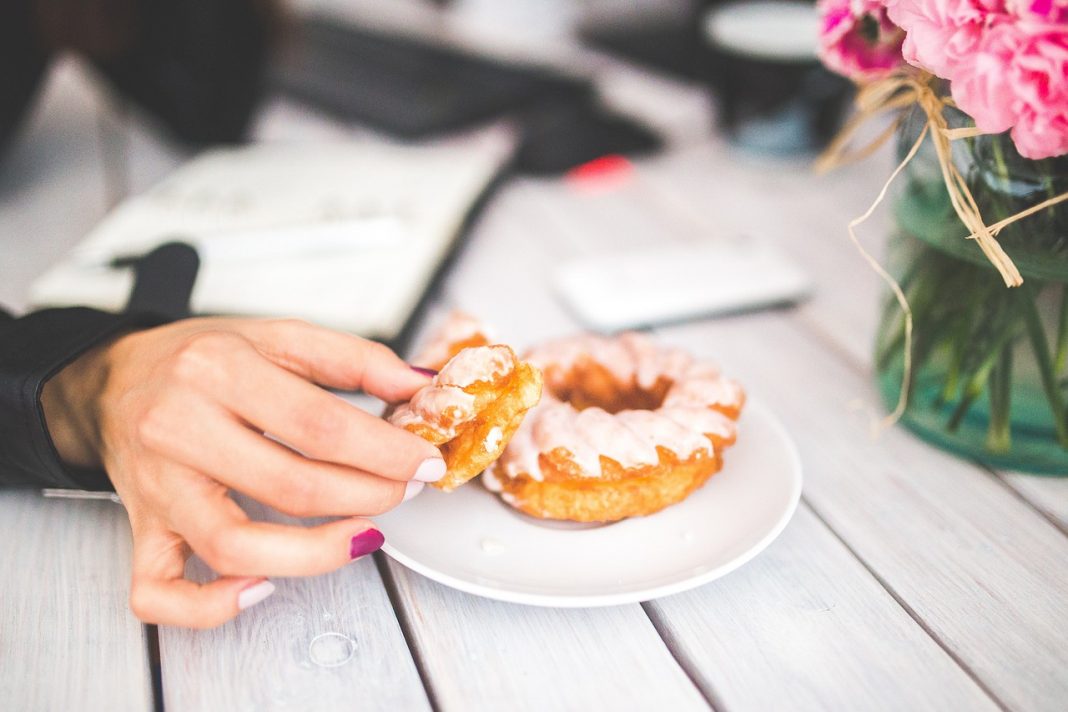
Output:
[{"xmin": 565, "ymin": 154, "xmax": 635, "ymax": 193}]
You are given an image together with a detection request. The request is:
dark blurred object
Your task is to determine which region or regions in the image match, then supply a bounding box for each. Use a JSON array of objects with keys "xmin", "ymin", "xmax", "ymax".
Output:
[
  {"xmin": 272, "ymin": 15, "xmax": 661, "ymax": 174},
  {"xmin": 0, "ymin": 1, "xmax": 52, "ymax": 154},
  {"xmin": 702, "ymin": 1, "xmax": 851, "ymax": 154},
  {"xmin": 116, "ymin": 242, "xmax": 200, "ymax": 319},
  {"xmin": 516, "ymin": 96, "xmax": 661, "ymax": 176},
  {"xmin": 86, "ymin": 0, "xmax": 284, "ymax": 145},
  {"xmin": 581, "ymin": 0, "xmax": 850, "ymax": 155},
  {"xmin": 579, "ymin": 2, "xmax": 709, "ymax": 80},
  {"xmin": 272, "ymin": 15, "xmax": 590, "ymax": 139},
  {"xmin": 1, "ymin": 0, "xmax": 283, "ymax": 154}
]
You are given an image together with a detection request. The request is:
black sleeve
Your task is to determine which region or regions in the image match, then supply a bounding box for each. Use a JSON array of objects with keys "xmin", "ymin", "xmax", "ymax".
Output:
[{"xmin": 0, "ymin": 306, "xmax": 168, "ymax": 490}]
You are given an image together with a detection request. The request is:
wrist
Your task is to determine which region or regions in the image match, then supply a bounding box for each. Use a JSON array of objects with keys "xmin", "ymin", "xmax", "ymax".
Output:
[{"xmin": 40, "ymin": 335, "xmax": 121, "ymax": 470}]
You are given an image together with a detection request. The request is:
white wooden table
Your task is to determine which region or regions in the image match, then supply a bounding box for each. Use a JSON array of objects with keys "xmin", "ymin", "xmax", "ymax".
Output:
[{"xmin": 3, "ymin": 41, "xmax": 1068, "ymax": 712}]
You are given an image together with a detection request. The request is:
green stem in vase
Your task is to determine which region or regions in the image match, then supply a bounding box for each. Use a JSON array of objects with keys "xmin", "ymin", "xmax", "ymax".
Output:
[
  {"xmin": 877, "ymin": 253, "xmax": 926, "ymax": 330},
  {"xmin": 991, "ymin": 135, "xmax": 1011, "ymax": 186},
  {"xmin": 986, "ymin": 345, "xmax": 1013, "ymax": 453},
  {"xmin": 947, "ymin": 341, "xmax": 1004, "ymax": 432},
  {"xmin": 946, "ymin": 296, "xmax": 1022, "ymax": 432},
  {"xmin": 908, "ymin": 312, "xmax": 968, "ymax": 407},
  {"xmin": 1055, "ymin": 286, "xmax": 1068, "ymax": 376},
  {"xmin": 1021, "ymin": 286, "xmax": 1068, "ymax": 448},
  {"xmin": 940, "ymin": 312, "xmax": 977, "ymax": 404},
  {"xmin": 876, "ymin": 254, "xmax": 935, "ymax": 372}
]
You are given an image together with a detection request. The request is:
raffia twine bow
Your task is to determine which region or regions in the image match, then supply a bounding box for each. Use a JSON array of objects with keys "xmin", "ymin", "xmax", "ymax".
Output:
[{"xmin": 816, "ymin": 68, "xmax": 1068, "ymax": 428}]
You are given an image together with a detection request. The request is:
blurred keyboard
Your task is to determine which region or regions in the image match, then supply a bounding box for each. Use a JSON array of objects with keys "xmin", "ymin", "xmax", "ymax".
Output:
[{"xmin": 272, "ymin": 15, "xmax": 590, "ymax": 138}]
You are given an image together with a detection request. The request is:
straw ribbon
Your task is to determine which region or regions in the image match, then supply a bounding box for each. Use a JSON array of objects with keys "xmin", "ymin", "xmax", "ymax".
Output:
[{"xmin": 816, "ymin": 68, "xmax": 1068, "ymax": 428}]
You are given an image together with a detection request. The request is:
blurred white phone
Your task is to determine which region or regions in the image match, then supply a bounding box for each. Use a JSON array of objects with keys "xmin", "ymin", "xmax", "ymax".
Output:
[{"xmin": 553, "ymin": 237, "xmax": 811, "ymax": 331}]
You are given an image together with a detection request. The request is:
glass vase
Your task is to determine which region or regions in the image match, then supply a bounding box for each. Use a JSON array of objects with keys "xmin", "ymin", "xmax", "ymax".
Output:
[{"xmin": 876, "ymin": 107, "xmax": 1068, "ymax": 474}]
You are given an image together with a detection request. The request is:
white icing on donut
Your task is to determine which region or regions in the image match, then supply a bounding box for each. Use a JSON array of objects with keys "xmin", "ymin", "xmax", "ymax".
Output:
[
  {"xmin": 437, "ymin": 345, "xmax": 514, "ymax": 388},
  {"xmin": 481, "ymin": 469, "xmax": 504, "ymax": 492},
  {"xmin": 496, "ymin": 333, "xmax": 742, "ymax": 481},
  {"xmin": 526, "ymin": 335, "xmax": 634, "ymax": 387},
  {"xmin": 659, "ymin": 406, "xmax": 737, "ymax": 441},
  {"xmin": 414, "ymin": 311, "xmax": 493, "ymax": 368},
  {"xmin": 389, "ymin": 384, "xmax": 476, "ymax": 439},
  {"xmin": 574, "ymin": 407, "xmax": 660, "ymax": 473},
  {"xmin": 614, "ymin": 410, "xmax": 712, "ymax": 458},
  {"xmin": 663, "ymin": 371, "xmax": 745, "ymax": 411},
  {"xmin": 528, "ymin": 332, "xmax": 697, "ymax": 391},
  {"xmin": 414, "ymin": 385, "xmax": 476, "ymax": 421},
  {"xmin": 500, "ymin": 406, "xmax": 545, "ymax": 481}
]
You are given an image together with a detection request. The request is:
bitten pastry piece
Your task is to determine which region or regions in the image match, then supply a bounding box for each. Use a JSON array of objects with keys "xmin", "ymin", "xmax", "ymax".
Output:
[
  {"xmin": 389, "ymin": 343, "xmax": 543, "ymax": 492},
  {"xmin": 485, "ymin": 332, "xmax": 745, "ymax": 522}
]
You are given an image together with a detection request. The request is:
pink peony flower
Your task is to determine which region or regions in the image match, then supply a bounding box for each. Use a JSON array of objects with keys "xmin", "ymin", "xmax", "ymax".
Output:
[
  {"xmin": 947, "ymin": 22, "xmax": 1021, "ymax": 133},
  {"xmin": 1012, "ymin": 107, "xmax": 1068, "ymax": 157},
  {"xmin": 1007, "ymin": 0, "xmax": 1068, "ymax": 22},
  {"xmin": 818, "ymin": 0, "xmax": 907, "ymax": 80},
  {"xmin": 885, "ymin": 0, "xmax": 1006, "ymax": 78},
  {"xmin": 887, "ymin": 0, "xmax": 1068, "ymax": 158},
  {"xmin": 1007, "ymin": 26, "xmax": 1068, "ymax": 157}
]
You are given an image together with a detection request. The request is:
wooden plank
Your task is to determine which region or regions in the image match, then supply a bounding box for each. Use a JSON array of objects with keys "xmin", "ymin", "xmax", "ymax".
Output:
[
  {"xmin": 159, "ymin": 498, "xmax": 430, "ymax": 712},
  {"xmin": 438, "ymin": 180, "xmax": 584, "ymax": 350},
  {"xmin": 999, "ymin": 474, "xmax": 1068, "ymax": 532},
  {"xmin": 383, "ymin": 559, "xmax": 710, "ymax": 711},
  {"xmin": 646, "ymin": 505, "xmax": 998, "ymax": 711},
  {"xmin": 0, "ymin": 58, "xmax": 154, "ymax": 710},
  {"xmin": 0, "ymin": 491, "xmax": 153, "ymax": 711},
  {"xmin": 656, "ymin": 314, "xmax": 1068, "ymax": 711}
]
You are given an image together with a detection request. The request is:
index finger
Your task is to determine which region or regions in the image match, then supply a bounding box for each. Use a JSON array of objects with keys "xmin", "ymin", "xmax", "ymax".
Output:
[
  {"xmin": 220, "ymin": 341, "xmax": 445, "ymax": 482},
  {"xmin": 239, "ymin": 319, "xmax": 431, "ymax": 402}
]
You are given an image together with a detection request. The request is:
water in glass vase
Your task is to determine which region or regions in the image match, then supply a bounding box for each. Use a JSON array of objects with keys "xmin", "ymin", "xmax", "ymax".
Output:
[{"xmin": 876, "ymin": 109, "xmax": 1068, "ymax": 475}]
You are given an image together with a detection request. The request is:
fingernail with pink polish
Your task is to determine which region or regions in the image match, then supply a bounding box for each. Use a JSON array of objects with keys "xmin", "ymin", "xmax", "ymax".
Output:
[
  {"xmin": 350, "ymin": 528, "xmax": 385, "ymax": 559},
  {"xmin": 403, "ymin": 480, "xmax": 425, "ymax": 502},
  {"xmin": 413, "ymin": 457, "xmax": 447, "ymax": 482},
  {"xmin": 237, "ymin": 580, "xmax": 276, "ymax": 611},
  {"xmin": 410, "ymin": 365, "xmax": 438, "ymax": 377}
]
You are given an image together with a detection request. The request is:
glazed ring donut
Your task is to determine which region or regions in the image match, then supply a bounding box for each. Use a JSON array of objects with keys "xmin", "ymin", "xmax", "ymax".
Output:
[
  {"xmin": 388, "ymin": 317, "xmax": 543, "ymax": 492},
  {"xmin": 485, "ymin": 332, "xmax": 744, "ymax": 522}
]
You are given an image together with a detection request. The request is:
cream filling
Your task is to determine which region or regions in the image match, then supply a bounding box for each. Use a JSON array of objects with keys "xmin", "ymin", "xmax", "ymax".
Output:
[{"xmin": 483, "ymin": 426, "xmax": 504, "ymax": 452}]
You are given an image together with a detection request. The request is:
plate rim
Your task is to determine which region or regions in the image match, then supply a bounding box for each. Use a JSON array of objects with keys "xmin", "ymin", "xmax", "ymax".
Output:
[{"xmin": 381, "ymin": 400, "xmax": 803, "ymax": 607}]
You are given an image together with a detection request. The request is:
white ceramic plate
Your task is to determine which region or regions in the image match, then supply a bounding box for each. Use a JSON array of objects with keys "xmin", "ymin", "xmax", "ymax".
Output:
[{"xmin": 375, "ymin": 401, "xmax": 802, "ymax": 607}]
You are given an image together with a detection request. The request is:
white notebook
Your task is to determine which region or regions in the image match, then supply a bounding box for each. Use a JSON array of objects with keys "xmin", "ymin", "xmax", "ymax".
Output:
[{"xmin": 30, "ymin": 131, "xmax": 513, "ymax": 340}]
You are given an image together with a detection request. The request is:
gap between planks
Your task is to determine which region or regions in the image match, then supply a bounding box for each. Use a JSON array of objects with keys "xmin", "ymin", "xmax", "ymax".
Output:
[
  {"xmin": 798, "ymin": 495, "xmax": 1011, "ymax": 712},
  {"xmin": 639, "ymin": 602, "xmax": 725, "ymax": 712},
  {"xmin": 639, "ymin": 496, "xmax": 1008, "ymax": 712},
  {"xmin": 145, "ymin": 624, "xmax": 165, "ymax": 712},
  {"xmin": 373, "ymin": 552, "xmax": 442, "ymax": 712},
  {"xmin": 979, "ymin": 467, "xmax": 1068, "ymax": 537}
]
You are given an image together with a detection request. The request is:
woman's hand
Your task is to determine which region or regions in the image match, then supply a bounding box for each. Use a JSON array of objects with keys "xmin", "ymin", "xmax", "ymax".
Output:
[{"xmin": 41, "ymin": 318, "xmax": 443, "ymax": 628}]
